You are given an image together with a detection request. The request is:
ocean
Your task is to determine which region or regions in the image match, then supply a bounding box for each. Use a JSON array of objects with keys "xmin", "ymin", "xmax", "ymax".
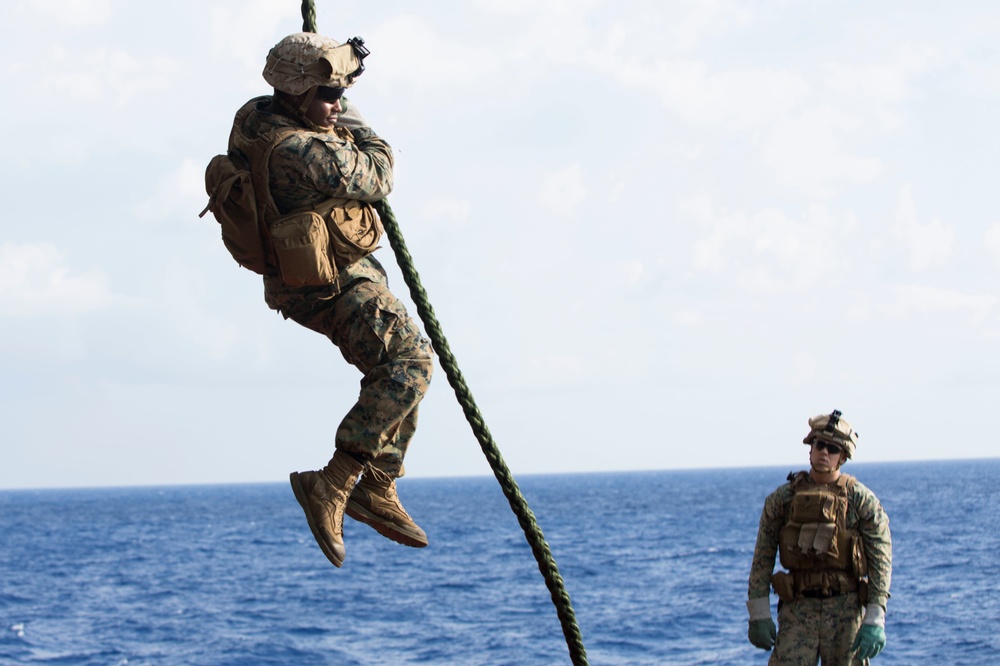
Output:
[{"xmin": 1, "ymin": 459, "xmax": 998, "ymax": 665}]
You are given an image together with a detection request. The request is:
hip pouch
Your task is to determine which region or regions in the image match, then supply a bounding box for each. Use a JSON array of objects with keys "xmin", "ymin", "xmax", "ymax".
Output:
[
  {"xmin": 268, "ymin": 211, "xmax": 336, "ymax": 287},
  {"xmin": 772, "ymin": 571, "xmax": 795, "ymax": 602},
  {"xmin": 320, "ymin": 198, "xmax": 383, "ymax": 267}
]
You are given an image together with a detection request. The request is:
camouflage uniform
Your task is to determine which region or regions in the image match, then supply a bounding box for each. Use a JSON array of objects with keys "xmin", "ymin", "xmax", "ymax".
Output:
[
  {"xmin": 748, "ymin": 474, "xmax": 892, "ymax": 665},
  {"xmin": 237, "ymin": 96, "xmax": 433, "ymax": 477}
]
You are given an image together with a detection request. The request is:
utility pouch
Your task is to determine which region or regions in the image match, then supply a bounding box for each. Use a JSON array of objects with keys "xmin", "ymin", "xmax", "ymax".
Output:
[
  {"xmin": 772, "ymin": 571, "xmax": 795, "ymax": 602},
  {"xmin": 790, "ymin": 490, "xmax": 838, "ymax": 524},
  {"xmin": 315, "ymin": 198, "xmax": 383, "ymax": 268},
  {"xmin": 269, "ymin": 211, "xmax": 336, "ymax": 287}
]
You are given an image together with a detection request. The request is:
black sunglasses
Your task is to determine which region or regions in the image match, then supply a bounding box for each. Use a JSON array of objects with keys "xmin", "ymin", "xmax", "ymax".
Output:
[
  {"xmin": 813, "ymin": 441, "xmax": 843, "ymax": 456},
  {"xmin": 315, "ymin": 86, "xmax": 346, "ymax": 102}
]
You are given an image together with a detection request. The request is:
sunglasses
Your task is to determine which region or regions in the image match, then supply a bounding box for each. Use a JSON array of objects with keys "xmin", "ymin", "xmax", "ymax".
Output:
[
  {"xmin": 315, "ymin": 86, "xmax": 346, "ymax": 102},
  {"xmin": 813, "ymin": 441, "xmax": 843, "ymax": 456}
]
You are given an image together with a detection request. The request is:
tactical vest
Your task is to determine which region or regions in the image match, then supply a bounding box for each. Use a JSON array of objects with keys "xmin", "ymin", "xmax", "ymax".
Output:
[
  {"xmin": 776, "ymin": 472, "xmax": 867, "ymax": 598},
  {"xmin": 203, "ymin": 98, "xmax": 383, "ymax": 287}
]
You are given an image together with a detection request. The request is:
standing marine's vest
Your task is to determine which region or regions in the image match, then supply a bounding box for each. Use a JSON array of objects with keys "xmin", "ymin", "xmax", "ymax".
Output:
[
  {"xmin": 201, "ymin": 97, "xmax": 383, "ymax": 287},
  {"xmin": 773, "ymin": 472, "xmax": 868, "ymax": 600}
]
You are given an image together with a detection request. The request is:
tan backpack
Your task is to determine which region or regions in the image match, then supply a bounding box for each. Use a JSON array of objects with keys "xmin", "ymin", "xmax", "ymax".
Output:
[{"xmin": 199, "ymin": 126, "xmax": 296, "ymax": 276}]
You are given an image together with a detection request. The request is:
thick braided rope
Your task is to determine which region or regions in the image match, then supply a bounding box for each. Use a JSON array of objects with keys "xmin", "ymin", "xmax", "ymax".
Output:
[
  {"xmin": 373, "ymin": 200, "xmax": 589, "ymax": 666},
  {"xmin": 297, "ymin": 2, "xmax": 587, "ymax": 661},
  {"xmin": 300, "ymin": 2, "xmax": 317, "ymax": 33}
]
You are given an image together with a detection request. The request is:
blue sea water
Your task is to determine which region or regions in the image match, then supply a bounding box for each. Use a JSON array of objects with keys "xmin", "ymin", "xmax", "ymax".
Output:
[{"xmin": 1, "ymin": 459, "xmax": 998, "ymax": 665}]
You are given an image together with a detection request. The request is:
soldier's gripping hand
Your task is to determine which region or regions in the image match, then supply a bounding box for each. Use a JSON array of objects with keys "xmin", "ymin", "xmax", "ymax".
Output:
[
  {"xmin": 746, "ymin": 597, "xmax": 775, "ymax": 650},
  {"xmin": 335, "ymin": 97, "xmax": 370, "ymax": 130}
]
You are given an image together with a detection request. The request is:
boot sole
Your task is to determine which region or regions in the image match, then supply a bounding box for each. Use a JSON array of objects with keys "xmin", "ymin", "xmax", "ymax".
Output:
[
  {"xmin": 289, "ymin": 472, "xmax": 345, "ymax": 568},
  {"xmin": 346, "ymin": 501, "xmax": 428, "ymax": 548}
]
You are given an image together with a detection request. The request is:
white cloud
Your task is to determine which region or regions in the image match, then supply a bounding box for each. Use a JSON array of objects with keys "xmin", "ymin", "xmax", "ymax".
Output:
[
  {"xmin": 478, "ymin": 0, "xmax": 752, "ymax": 62},
  {"xmin": 522, "ymin": 353, "xmax": 586, "ymax": 386},
  {"xmin": 663, "ymin": 0, "xmax": 753, "ymax": 52},
  {"xmin": 887, "ymin": 285, "xmax": 996, "ymax": 322},
  {"xmin": 208, "ymin": 0, "xmax": 300, "ymax": 70},
  {"xmin": 622, "ymin": 261, "xmax": 644, "ymax": 284},
  {"xmin": 788, "ymin": 350, "xmax": 817, "ymax": 385},
  {"xmin": 984, "ymin": 224, "xmax": 1000, "ymax": 269},
  {"xmin": 0, "ymin": 243, "xmax": 112, "ymax": 317},
  {"xmin": 823, "ymin": 48, "xmax": 934, "ymax": 131},
  {"xmin": 593, "ymin": 51, "xmax": 893, "ymax": 199},
  {"xmin": 420, "ymin": 198, "xmax": 472, "ymax": 227},
  {"xmin": 47, "ymin": 48, "xmax": 177, "ymax": 105},
  {"xmin": 845, "ymin": 293, "xmax": 874, "ymax": 322},
  {"xmin": 891, "ymin": 186, "xmax": 954, "ymax": 270},
  {"xmin": 614, "ymin": 59, "xmax": 809, "ymax": 131},
  {"xmin": 158, "ymin": 266, "xmax": 243, "ymax": 361},
  {"xmin": 133, "ymin": 159, "xmax": 207, "ymax": 222},
  {"xmin": 761, "ymin": 105, "xmax": 883, "ymax": 198},
  {"xmin": 538, "ymin": 164, "xmax": 588, "ymax": 216},
  {"xmin": 20, "ymin": 0, "xmax": 111, "ymax": 26},
  {"xmin": 368, "ymin": 15, "xmax": 502, "ymax": 89},
  {"xmin": 474, "ymin": 0, "xmax": 604, "ymax": 64},
  {"xmin": 673, "ymin": 310, "xmax": 705, "ymax": 326},
  {"xmin": 686, "ymin": 196, "xmax": 855, "ymax": 292}
]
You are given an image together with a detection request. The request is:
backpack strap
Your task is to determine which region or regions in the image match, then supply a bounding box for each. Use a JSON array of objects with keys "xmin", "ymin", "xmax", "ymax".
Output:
[
  {"xmin": 230, "ymin": 126, "xmax": 297, "ymax": 222},
  {"xmin": 226, "ymin": 125, "xmax": 298, "ymax": 271}
]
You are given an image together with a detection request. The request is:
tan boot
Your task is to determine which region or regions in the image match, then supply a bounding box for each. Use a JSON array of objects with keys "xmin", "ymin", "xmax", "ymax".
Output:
[
  {"xmin": 346, "ymin": 465, "xmax": 428, "ymax": 548},
  {"xmin": 289, "ymin": 451, "xmax": 364, "ymax": 567}
]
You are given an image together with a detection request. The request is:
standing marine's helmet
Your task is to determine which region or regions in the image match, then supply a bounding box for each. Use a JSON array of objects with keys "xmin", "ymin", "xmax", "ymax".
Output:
[
  {"xmin": 803, "ymin": 409, "xmax": 859, "ymax": 458},
  {"xmin": 263, "ymin": 32, "xmax": 368, "ymax": 95}
]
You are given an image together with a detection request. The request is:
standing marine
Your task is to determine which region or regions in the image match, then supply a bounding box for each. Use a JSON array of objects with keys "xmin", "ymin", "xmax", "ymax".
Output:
[
  {"xmin": 211, "ymin": 32, "xmax": 434, "ymax": 568},
  {"xmin": 746, "ymin": 410, "xmax": 892, "ymax": 665}
]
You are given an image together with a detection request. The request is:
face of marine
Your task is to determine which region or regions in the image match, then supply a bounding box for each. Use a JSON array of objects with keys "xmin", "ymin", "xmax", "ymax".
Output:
[
  {"xmin": 809, "ymin": 440, "xmax": 846, "ymax": 482},
  {"xmin": 304, "ymin": 86, "xmax": 345, "ymax": 128}
]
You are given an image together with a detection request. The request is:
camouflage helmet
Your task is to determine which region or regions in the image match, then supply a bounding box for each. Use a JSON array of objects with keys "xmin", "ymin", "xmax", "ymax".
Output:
[
  {"xmin": 803, "ymin": 409, "xmax": 859, "ymax": 459},
  {"xmin": 263, "ymin": 32, "xmax": 367, "ymax": 95}
]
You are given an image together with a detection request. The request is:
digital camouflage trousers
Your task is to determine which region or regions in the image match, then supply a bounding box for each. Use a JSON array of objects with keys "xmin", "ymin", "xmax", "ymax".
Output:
[
  {"xmin": 264, "ymin": 271, "xmax": 433, "ymax": 477},
  {"xmin": 771, "ymin": 592, "xmax": 867, "ymax": 666}
]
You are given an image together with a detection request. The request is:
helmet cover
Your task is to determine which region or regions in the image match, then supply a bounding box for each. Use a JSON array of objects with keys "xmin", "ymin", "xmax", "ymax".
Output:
[
  {"xmin": 802, "ymin": 410, "xmax": 859, "ymax": 459},
  {"xmin": 263, "ymin": 32, "xmax": 363, "ymax": 95}
]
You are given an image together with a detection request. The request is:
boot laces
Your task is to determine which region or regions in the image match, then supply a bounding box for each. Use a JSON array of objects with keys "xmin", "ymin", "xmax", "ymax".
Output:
[
  {"xmin": 361, "ymin": 464, "xmax": 409, "ymax": 516},
  {"xmin": 362, "ymin": 463, "xmax": 395, "ymax": 489}
]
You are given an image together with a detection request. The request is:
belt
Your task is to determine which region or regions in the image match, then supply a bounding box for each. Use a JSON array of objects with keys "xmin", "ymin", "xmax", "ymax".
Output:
[{"xmin": 801, "ymin": 589, "xmax": 844, "ymax": 599}]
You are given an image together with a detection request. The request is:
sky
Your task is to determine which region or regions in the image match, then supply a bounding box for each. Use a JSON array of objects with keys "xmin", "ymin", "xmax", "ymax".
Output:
[{"xmin": 1, "ymin": 0, "xmax": 998, "ymax": 490}]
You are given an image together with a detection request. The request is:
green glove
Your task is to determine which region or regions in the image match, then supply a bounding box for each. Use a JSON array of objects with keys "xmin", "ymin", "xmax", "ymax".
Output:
[
  {"xmin": 851, "ymin": 624, "xmax": 886, "ymax": 659},
  {"xmin": 748, "ymin": 618, "xmax": 776, "ymax": 650}
]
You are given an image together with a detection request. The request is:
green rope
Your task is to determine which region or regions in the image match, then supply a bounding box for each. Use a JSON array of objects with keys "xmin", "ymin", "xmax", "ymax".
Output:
[
  {"xmin": 374, "ymin": 201, "xmax": 589, "ymax": 666},
  {"xmin": 298, "ymin": 2, "xmax": 588, "ymax": 663},
  {"xmin": 300, "ymin": 1, "xmax": 317, "ymax": 33}
]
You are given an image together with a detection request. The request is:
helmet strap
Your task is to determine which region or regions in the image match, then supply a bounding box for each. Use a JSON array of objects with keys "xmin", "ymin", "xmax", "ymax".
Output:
[
  {"xmin": 271, "ymin": 87, "xmax": 334, "ymax": 134},
  {"xmin": 297, "ymin": 85, "xmax": 318, "ymax": 117}
]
